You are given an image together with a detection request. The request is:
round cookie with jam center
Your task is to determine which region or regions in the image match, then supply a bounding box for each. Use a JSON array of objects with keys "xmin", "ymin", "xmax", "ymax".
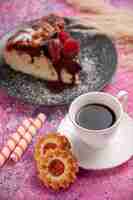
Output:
[
  {"xmin": 34, "ymin": 133, "xmax": 71, "ymax": 161},
  {"xmin": 37, "ymin": 148, "xmax": 79, "ymax": 191}
]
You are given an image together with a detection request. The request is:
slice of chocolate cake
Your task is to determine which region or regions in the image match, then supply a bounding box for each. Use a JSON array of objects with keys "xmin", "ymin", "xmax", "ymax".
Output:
[{"xmin": 4, "ymin": 14, "xmax": 81, "ymax": 89}]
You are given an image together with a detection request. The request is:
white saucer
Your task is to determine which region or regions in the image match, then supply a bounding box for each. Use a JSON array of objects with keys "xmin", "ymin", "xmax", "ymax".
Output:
[{"xmin": 58, "ymin": 113, "xmax": 133, "ymax": 170}]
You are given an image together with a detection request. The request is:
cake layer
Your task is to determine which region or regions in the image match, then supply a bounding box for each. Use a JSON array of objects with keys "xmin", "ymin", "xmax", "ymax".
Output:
[{"xmin": 4, "ymin": 50, "xmax": 80, "ymax": 84}]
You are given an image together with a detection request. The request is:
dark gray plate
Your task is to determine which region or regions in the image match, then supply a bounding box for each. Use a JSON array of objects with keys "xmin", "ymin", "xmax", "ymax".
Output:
[{"xmin": 0, "ymin": 17, "xmax": 117, "ymax": 105}]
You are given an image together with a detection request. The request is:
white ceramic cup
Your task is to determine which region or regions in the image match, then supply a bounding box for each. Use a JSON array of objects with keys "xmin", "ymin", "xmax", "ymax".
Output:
[{"xmin": 68, "ymin": 91, "xmax": 128, "ymax": 149}]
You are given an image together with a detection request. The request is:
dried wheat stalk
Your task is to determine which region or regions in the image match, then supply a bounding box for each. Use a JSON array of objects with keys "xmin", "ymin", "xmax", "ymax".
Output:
[{"xmin": 67, "ymin": 0, "xmax": 133, "ymax": 40}]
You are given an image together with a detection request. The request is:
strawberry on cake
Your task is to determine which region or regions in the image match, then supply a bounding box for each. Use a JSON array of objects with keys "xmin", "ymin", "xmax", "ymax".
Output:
[{"xmin": 4, "ymin": 14, "xmax": 81, "ymax": 90}]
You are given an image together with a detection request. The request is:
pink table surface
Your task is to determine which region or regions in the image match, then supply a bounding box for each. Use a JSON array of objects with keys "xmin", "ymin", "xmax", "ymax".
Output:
[{"xmin": 0, "ymin": 1, "xmax": 133, "ymax": 200}]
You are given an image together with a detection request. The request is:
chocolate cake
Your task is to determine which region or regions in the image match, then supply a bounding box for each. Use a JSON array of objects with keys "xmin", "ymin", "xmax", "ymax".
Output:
[{"xmin": 4, "ymin": 14, "xmax": 81, "ymax": 90}]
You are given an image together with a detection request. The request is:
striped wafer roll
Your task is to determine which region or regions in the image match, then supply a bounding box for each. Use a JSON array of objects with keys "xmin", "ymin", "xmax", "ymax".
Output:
[
  {"xmin": 10, "ymin": 113, "xmax": 46, "ymax": 162},
  {"xmin": 0, "ymin": 118, "xmax": 32, "ymax": 167}
]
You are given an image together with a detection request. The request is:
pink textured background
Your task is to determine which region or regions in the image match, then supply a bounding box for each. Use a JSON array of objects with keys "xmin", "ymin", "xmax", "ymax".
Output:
[{"xmin": 0, "ymin": 0, "xmax": 133, "ymax": 200}]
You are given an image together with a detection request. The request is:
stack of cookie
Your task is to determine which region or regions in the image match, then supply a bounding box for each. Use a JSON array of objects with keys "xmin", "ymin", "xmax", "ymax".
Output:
[{"xmin": 34, "ymin": 133, "xmax": 79, "ymax": 191}]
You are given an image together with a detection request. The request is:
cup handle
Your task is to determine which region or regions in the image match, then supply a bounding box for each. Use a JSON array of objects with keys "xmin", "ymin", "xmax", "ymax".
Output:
[{"xmin": 116, "ymin": 90, "xmax": 128, "ymax": 112}]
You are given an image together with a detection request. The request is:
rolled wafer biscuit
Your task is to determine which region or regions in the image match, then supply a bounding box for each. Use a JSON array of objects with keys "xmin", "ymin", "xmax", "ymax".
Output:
[
  {"xmin": 0, "ymin": 118, "xmax": 32, "ymax": 167},
  {"xmin": 10, "ymin": 113, "xmax": 46, "ymax": 162}
]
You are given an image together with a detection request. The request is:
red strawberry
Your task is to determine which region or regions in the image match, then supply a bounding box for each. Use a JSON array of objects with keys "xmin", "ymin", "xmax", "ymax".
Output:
[
  {"xmin": 48, "ymin": 39, "xmax": 62, "ymax": 63},
  {"xmin": 63, "ymin": 38, "xmax": 80, "ymax": 58},
  {"xmin": 58, "ymin": 31, "xmax": 70, "ymax": 44}
]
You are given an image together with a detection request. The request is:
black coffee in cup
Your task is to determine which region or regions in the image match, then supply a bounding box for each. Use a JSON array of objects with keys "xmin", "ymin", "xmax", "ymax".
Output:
[{"xmin": 75, "ymin": 104, "xmax": 116, "ymax": 130}]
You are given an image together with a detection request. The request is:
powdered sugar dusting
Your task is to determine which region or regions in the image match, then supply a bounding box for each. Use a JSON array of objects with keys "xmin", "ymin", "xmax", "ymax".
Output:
[
  {"xmin": 24, "ymin": 28, "xmax": 34, "ymax": 33},
  {"xmin": 13, "ymin": 33, "xmax": 33, "ymax": 43}
]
